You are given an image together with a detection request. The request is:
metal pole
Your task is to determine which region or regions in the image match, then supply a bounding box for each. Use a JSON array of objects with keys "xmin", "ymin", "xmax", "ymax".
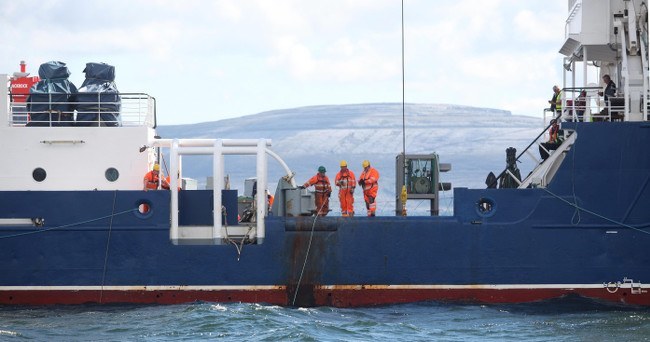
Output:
[
  {"xmin": 256, "ymin": 139, "xmax": 267, "ymax": 244},
  {"xmin": 213, "ymin": 139, "xmax": 223, "ymax": 242}
]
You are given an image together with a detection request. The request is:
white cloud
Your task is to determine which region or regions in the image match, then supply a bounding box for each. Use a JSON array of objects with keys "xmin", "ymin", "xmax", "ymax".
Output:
[
  {"xmin": 514, "ymin": 9, "xmax": 565, "ymax": 42},
  {"xmin": 0, "ymin": 0, "xmax": 570, "ymax": 124}
]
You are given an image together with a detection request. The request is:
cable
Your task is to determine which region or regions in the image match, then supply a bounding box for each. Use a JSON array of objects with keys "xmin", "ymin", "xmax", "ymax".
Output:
[
  {"xmin": 99, "ymin": 190, "xmax": 118, "ymax": 303},
  {"xmin": 401, "ymin": 0, "xmax": 406, "ymax": 160},
  {"xmin": 542, "ymin": 187, "xmax": 650, "ymax": 235},
  {"xmin": 291, "ymin": 196, "xmax": 329, "ymax": 306},
  {"xmin": 0, "ymin": 208, "xmax": 137, "ymax": 240},
  {"xmin": 569, "ymin": 127, "xmax": 582, "ymax": 225}
]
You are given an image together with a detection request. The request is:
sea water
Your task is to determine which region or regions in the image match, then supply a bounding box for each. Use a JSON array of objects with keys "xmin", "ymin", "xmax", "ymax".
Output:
[{"xmin": 1, "ymin": 298, "xmax": 649, "ymax": 341}]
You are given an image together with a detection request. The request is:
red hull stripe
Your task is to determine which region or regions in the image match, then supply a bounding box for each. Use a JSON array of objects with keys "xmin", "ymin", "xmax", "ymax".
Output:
[{"xmin": 0, "ymin": 284, "xmax": 648, "ymax": 307}]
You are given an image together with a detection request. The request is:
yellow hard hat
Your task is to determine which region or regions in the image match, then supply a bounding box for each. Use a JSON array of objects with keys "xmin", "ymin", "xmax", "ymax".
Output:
[
  {"xmin": 153, "ymin": 164, "xmax": 160, "ymax": 171},
  {"xmin": 340, "ymin": 160, "xmax": 347, "ymax": 167},
  {"xmin": 362, "ymin": 160, "xmax": 370, "ymax": 168}
]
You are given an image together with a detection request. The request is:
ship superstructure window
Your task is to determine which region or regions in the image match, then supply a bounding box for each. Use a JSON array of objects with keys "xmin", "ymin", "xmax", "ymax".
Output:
[
  {"xmin": 105, "ymin": 167, "xmax": 119, "ymax": 182},
  {"xmin": 32, "ymin": 168, "xmax": 46, "ymax": 182}
]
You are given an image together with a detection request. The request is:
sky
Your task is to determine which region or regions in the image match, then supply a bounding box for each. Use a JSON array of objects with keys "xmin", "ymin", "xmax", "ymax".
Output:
[{"xmin": 1, "ymin": 0, "xmax": 568, "ymax": 125}]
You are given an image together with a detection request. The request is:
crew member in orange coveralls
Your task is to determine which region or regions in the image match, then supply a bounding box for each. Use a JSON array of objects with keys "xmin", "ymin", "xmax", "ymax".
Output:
[
  {"xmin": 143, "ymin": 164, "xmax": 170, "ymax": 191},
  {"xmin": 358, "ymin": 160, "xmax": 379, "ymax": 216},
  {"xmin": 335, "ymin": 160, "xmax": 356, "ymax": 217},
  {"xmin": 266, "ymin": 189, "xmax": 274, "ymax": 214},
  {"xmin": 303, "ymin": 166, "xmax": 332, "ymax": 216}
]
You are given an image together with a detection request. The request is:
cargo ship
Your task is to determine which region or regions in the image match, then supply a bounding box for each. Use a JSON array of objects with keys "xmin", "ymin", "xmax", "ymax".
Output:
[{"xmin": 1, "ymin": 0, "xmax": 650, "ymax": 307}]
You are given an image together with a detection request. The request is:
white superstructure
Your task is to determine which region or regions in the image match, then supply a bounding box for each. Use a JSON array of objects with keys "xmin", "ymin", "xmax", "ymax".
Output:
[
  {"xmin": 0, "ymin": 76, "xmax": 156, "ymax": 191},
  {"xmin": 560, "ymin": 0, "xmax": 650, "ymax": 121}
]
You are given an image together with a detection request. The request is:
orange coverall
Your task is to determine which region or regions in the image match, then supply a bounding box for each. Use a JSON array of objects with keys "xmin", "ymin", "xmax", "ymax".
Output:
[
  {"xmin": 358, "ymin": 166, "xmax": 379, "ymax": 216},
  {"xmin": 335, "ymin": 168, "xmax": 356, "ymax": 216},
  {"xmin": 304, "ymin": 174, "xmax": 332, "ymax": 216},
  {"xmin": 143, "ymin": 171, "xmax": 170, "ymax": 190}
]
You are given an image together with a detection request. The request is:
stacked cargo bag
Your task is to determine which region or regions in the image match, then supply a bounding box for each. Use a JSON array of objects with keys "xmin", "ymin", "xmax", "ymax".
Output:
[
  {"xmin": 76, "ymin": 62, "xmax": 121, "ymax": 127},
  {"xmin": 26, "ymin": 61, "xmax": 77, "ymax": 126}
]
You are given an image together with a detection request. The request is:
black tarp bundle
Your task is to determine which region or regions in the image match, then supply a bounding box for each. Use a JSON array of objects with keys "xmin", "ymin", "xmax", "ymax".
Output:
[
  {"xmin": 26, "ymin": 61, "xmax": 77, "ymax": 126},
  {"xmin": 76, "ymin": 62, "xmax": 121, "ymax": 126}
]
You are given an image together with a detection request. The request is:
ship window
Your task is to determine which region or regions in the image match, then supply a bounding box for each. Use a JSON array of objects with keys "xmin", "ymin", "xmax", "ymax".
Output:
[
  {"xmin": 105, "ymin": 167, "xmax": 119, "ymax": 182},
  {"xmin": 476, "ymin": 197, "xmax": 496, "ymax": 217},
  {"xmin": 32, "ymin": 168, "xmax": 46, "ymax": 182}
]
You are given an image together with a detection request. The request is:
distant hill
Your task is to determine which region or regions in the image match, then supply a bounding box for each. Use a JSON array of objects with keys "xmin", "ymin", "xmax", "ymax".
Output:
[{"xmin": 157, "ymin": 103, "xmax": 543, "ymax": 215}]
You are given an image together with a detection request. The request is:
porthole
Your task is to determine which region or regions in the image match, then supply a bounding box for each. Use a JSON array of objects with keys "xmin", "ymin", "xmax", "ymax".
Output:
[
  {"xmin": 134, "ymin": 200, "xmax": 153, "ymax": 219},
  {"xmin": 32, "ymin": 168, "xmax": 47, "ymax": 182},
  {"xmin": 476, "ymin": 197, "xmax": 496, "ymax": 217},
  {"xmin": 105, "ymin": 167, "xmax": 119, "ymax": 182}
]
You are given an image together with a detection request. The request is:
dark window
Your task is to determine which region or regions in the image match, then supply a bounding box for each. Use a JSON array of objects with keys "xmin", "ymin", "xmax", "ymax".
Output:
[
  {"xmin": 32, "ymin": 168, "xmax": 46, "ymax": 182},
  {"xmin": 105, "ymin": 167, "xmax": 119, "ymax": 182}
]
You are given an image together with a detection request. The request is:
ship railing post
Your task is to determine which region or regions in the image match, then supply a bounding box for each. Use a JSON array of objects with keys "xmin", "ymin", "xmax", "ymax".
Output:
[
  {"xmin": 213, "ymin": 139, "xmax": 223, "ymax": 243},
  {"xmin": 615, "ymin": 20, "xmax": 630, "ymax": 121},
  {"xmin": 583, "ymin": 49, "xmax": 592, "ymax": 122},
  {"xmin": 170, "ymin": 139, "xmax": 180, "ymax": 244},
  {"xmin": 256, "ymin": 139, "xmax": 267, "ymax": 244}
]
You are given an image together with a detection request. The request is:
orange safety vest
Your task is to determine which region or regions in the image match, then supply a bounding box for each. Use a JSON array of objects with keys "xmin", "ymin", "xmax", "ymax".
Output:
[
  {"xmin": 144, "ymin": 171, "xmax": 169, "ymax": 190},
  {"xmin": 304, "ymin": 174, "xmax": 332, "ymax": 193},
  {"xmin": 359, "ymin": 167, "xmax": 379, "ymax": 192},
  {"xmin": 335, "ymin": 169, "xmax": 356, "ymax": 190}
]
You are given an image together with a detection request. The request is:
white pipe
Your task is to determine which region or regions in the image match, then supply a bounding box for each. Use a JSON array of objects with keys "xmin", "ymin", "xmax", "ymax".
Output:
[
  {"xmin": 266, "ymin": 149, "xmax": 297, "ymax": 187},
  {"xmin": 583, "ymin": 48, "xmax": 591, "ymax": 122},
  {"xmin": 627, "ymin": 1, "xmax": 638, "ymax": 56},
  {"xmin": 213, "ymin": 139, "xmax": 223, "ymax": 242},
  {"xmin": 571, "ymin": 59, "xmax": 576, "ymax": 121},
  {"xmin": 562, "ymin": 58, "xmax": 567, "ymax": 117},
  {"xmin": 152, "ymin": 139, "xmax": 271, "ymax": 148},
  {"xmin": 170, "ymin": 139, "xmax": 180, "ymax": 243},
  {"xmin": 641, "ymin": 19, "xmax": 649, "ymax": 121},
  {"xmin": 176, "ymin": 146, "xmax": 260, "ymax": 155},
  {"xmin": 617, "ymin": 21, "xmax": 630, "ymax": 120},
  {"xmin": 256, "ymin": 139, "xmax": 267, "ymax": 243}
]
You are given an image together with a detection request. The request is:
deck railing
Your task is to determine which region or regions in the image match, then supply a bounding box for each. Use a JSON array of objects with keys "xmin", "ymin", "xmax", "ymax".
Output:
[
  {"xmin": 6, "ymin": 92, "xmax": 156, "ymax": 128},
  {"xmin": 559, "ymin": 87, "xmax": 627, "ymax": 122}
]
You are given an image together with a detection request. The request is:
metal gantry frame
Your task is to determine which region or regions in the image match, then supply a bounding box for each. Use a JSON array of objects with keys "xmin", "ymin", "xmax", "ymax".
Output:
[{"xmin": 151, "ymin": 138, "xmax": 295, "ymax": 245}]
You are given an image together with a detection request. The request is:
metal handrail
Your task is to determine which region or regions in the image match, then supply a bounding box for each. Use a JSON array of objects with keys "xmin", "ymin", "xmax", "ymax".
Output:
[
  {"xmin": 487, "ymin": 111, "xmax": 561, "ymax": 188},
  {"xmin": 6, "ymin": 92, "xmax": 155, "ymax": 127}
]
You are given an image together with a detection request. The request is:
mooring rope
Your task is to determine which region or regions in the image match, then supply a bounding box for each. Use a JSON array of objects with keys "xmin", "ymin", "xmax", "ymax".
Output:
[{"xmin": 291, "ymin": 196, "xmax": 329, "ymax": 306}]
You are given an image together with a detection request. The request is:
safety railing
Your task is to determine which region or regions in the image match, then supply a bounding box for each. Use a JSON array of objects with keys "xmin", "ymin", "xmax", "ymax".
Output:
[
  {"xmin": 6, "ymin": 92, "xmax": 156, "ymax": 128},
  {"xmin": 558, "ymin": 87, "xmax": 631, "ymax": 122}
]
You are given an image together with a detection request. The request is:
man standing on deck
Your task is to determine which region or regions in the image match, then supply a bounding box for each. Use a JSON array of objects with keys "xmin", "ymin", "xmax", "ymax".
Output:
[
  {"xmin": 548, "ymin": 85, "xmax": 562, "ymax": 115},
  {"xmin": 599, "ymin": 74, "xmax": 617, "ymax": 102},
  {"xmin": 302, "ymin": 166, "xmax": 332, "ymax": 216},
  {"xmin": 596, "ymin": 74, "xmax": 618, "ymax": 120},
  {"xmin": 143, "ymin": 163, "xmax": 170, "ymax": 191},
  {"xmin": 358, "ymin": 160, "xmax": 380, "ymax": 217},
  {"xmin": 335, "ymin": 160, "xmax": 356, "ymax": 217}
]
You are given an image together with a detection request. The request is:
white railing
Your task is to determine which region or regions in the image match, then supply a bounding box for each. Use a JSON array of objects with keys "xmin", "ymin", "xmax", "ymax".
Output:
[
  {"xmin": 557, "ymin": 87, "xmax": 629, "ymax": 122},
  {"xmin": 6, "ymin": 92, "xmax": 156, "ymax": 127},
  {"xmin": 520, "ymin": 131, "xmax": 577, "ymax": 189}
]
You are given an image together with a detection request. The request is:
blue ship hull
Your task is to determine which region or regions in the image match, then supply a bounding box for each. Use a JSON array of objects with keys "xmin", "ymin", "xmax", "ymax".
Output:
[{"xmin": 1, "ymin": 122, "xmax": 649, "ymax": 307}]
